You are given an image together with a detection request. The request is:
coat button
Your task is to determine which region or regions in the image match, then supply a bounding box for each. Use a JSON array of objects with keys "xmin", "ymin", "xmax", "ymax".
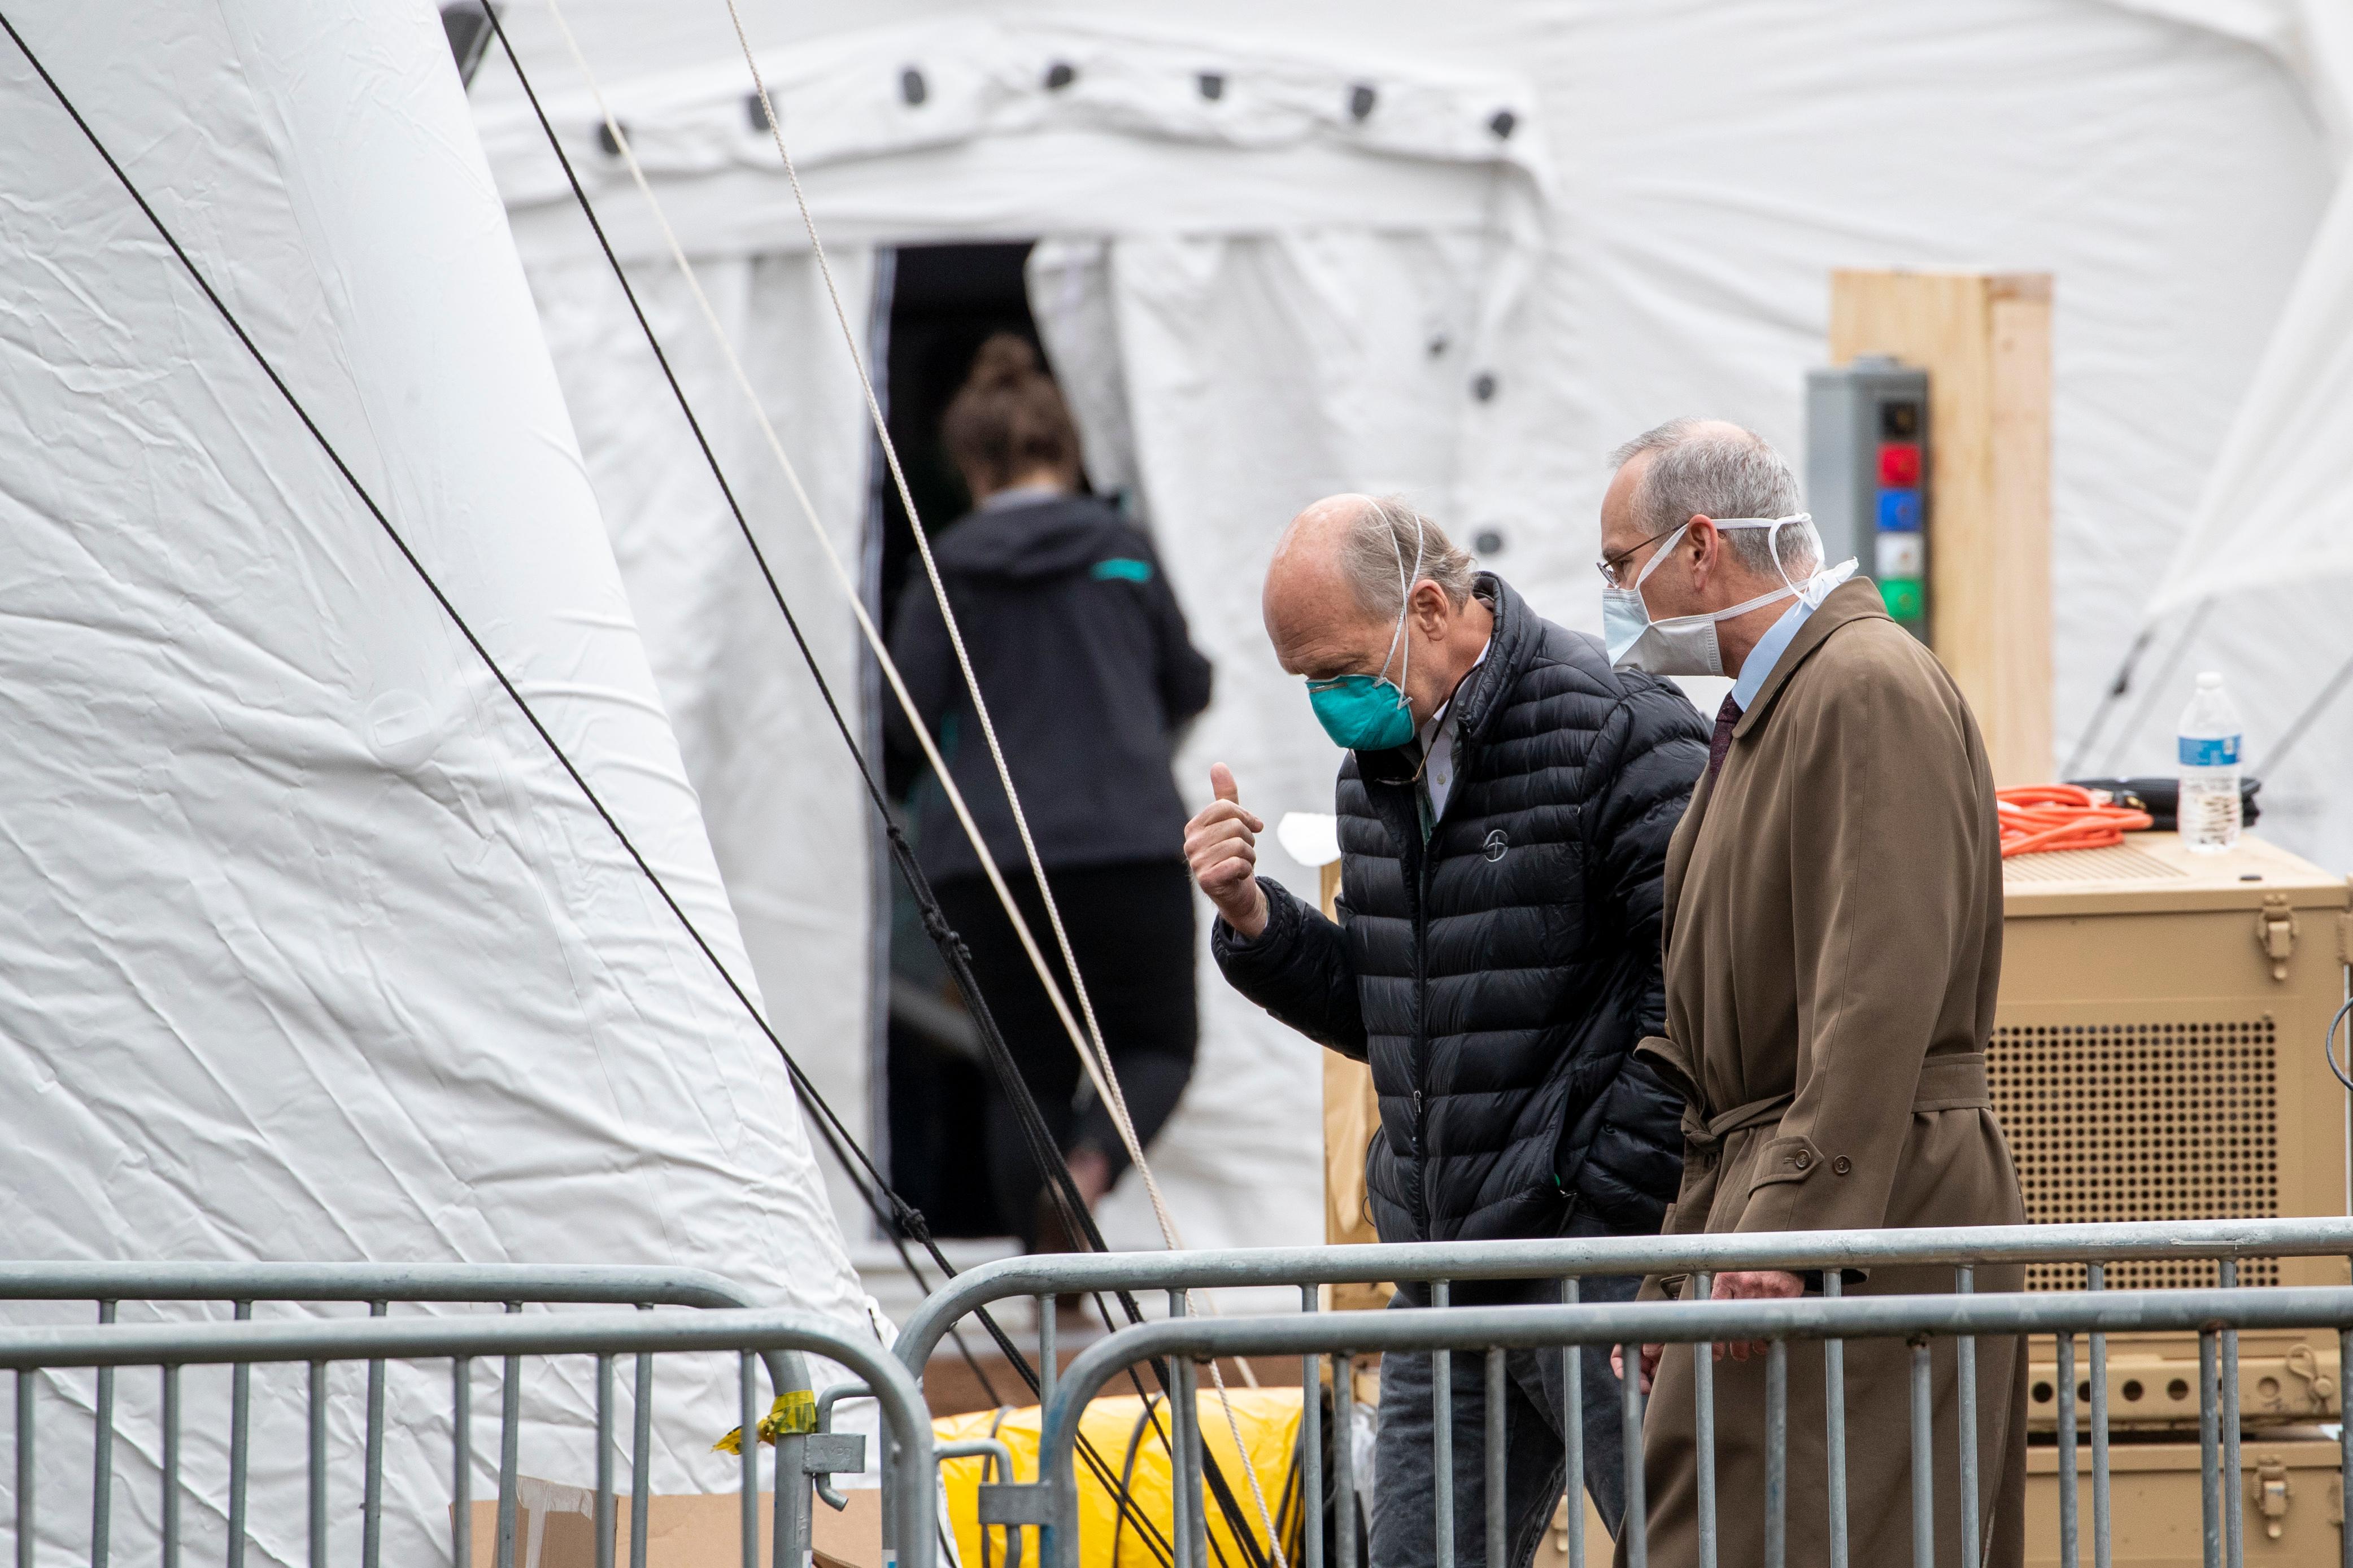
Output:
[
  {"xmin": 1792, "ymin": 1150, "xmax": 1812, "ymax": 1171},
  {"xmin": 1832, "ymin": 1156, "xmax": 1853, "ymax": 1176}
]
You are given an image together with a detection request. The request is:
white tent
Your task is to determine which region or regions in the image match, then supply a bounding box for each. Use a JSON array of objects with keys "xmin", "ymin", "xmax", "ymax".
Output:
[
  {"xmin": 464, "ymin": 0, "xmax": 2348, "ymax": 1259},
  {"xmin": 0, "ymin": 1, "xmax": 861, "ymax": 1560}
]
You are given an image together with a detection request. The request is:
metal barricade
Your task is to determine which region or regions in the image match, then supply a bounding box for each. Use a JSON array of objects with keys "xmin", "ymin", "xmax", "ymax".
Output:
[
  {"xmin": 0, "ymin": 1264, "xmax": 886, "ymax": 1568},
  {"xmin": 997, "ymin": 1287, "xmax": 2353, "ymax": 1568},
  {"xmin": 894, "ymin": 1218, "xmax": 2353, "ymax": 1568},
  {"xmin": 0, "ymin": 1305, "xmax": 932, "ymax": 1568}
]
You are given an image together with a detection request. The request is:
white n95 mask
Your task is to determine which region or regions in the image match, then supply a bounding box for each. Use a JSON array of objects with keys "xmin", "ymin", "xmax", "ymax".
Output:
[{"xmin": 1602, "ymin": 515, "xmax": 1853, "ymax": 676}]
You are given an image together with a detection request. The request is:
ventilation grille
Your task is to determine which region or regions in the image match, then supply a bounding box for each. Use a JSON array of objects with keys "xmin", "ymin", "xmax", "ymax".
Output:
[
  {"xmin": 1988, "ymin": 1021, "xmax": 2279, "ymax": 1291},
  {"xmin": 2000, "ymin": 845, "xmax": 2186, "ymax": 885}
]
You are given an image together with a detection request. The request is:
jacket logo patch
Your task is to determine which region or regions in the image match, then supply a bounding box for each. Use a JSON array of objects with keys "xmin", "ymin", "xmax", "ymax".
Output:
[
  {"xmin": 1482, "ymin": 828, "xmax": 1509, "ymax": 862},
  {"xmin": 1091, "ymin": 558, "xmax": 1154, "ymax": 583}
]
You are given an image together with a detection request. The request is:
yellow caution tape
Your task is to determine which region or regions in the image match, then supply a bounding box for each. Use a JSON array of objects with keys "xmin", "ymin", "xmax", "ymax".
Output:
[{"xmin": 712, "ymin": 1390, "xmax": 821, "ymax": 1453}]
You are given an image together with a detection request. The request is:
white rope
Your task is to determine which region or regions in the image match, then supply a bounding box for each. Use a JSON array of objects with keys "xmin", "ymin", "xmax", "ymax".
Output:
[
  {"xmin": 716, "ymin": 11, "xmax": 1195, "ymax": 1255},
  {"xmin": 531, "ymin": 1, "xmax": 1131, "ymax": 1134},
  {"xmin": 711, "ymin": 26, "xmax": 1291, "ymax": 1558},
  {"xmin": 540, "ymin": 7, "xmax": 1292, "ymax": 1553}
]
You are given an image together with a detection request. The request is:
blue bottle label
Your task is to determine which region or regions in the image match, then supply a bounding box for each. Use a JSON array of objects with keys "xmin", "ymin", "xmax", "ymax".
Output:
[{"xmin": 2178, "ymin": 735, "xmax": 2239, "ymax": 767}]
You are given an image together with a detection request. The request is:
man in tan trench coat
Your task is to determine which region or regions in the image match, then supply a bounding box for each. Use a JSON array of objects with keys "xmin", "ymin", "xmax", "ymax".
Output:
[{"xmin": 1598, "ymin": 420, "xmax": 2027, "ymax": 1568}]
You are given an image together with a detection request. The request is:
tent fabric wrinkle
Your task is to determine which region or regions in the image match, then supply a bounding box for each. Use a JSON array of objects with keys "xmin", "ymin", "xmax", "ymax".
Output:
[{"xmin": 0, "ymin": 1, "xmax": 862, "ymax": 1561}]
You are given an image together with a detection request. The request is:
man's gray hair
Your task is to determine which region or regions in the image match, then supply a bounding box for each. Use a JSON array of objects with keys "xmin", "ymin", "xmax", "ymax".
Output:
[
  {"xmin": 1608, "ymin": 418, "xmax": 1820, "ymax": 579},
  {"xmin": 1339, "ymin": 496, "xmax": 1478, "ymax": 617}
]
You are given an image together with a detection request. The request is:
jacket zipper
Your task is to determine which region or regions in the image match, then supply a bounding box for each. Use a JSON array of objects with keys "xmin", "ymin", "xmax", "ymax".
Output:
[{"xmin": 1410, "ymin": 819, "xmax": 1432, "ymax": 1240}]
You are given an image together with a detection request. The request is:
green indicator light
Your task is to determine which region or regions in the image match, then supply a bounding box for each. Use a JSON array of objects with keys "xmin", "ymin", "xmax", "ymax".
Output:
[{"xmin": 1881, "ymin": 577, "xmax": 1926, "ymax": 621}]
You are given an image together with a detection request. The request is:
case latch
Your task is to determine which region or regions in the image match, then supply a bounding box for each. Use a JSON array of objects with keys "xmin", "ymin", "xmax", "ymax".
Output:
[
  {"xmin": 2255, "ymin": 1455, "xmax": 2292, "ymax": 1539},
  {"xmin": 2256, "ymin": 893, "xmax": 2297, "ymax": 981}
]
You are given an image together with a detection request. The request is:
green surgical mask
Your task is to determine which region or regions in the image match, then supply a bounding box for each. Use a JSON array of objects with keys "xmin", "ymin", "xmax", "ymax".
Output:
[{"xmin": 1304, "ymin": 517, "xmax": 1423, "ymax": 752}]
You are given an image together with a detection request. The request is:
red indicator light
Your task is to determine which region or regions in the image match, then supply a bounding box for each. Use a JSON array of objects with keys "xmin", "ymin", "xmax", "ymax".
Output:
[{"xmin": 1879, "ymin": 442, "xmax": 1921, "ymax": 487}]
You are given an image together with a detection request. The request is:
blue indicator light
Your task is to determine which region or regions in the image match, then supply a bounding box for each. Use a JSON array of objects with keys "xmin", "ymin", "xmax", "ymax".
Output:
[{"xmin": 1877, "ymin": 488, "xmax": 1922, "ymax": 531}]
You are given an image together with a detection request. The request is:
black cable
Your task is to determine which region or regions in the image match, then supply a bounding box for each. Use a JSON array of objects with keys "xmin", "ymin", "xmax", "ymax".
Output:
[
  {"xmin": 467, "ymin": 0, "xmax": 1122, "ymax": 1274},
  {"xmin": 0, "ymin": 5, "xmax": 954, "ymax": 1289},
  {"xmin": 3, "ymin": 23, "xmax": 1244, "ymax": 1557},
  {"xmin": 19, "ymin": 6, "xmax": 1258, "ymax": 1550},
  {"xmin": 468, "ymin": 37, "xmax": 1280, "ymax": 1561}
]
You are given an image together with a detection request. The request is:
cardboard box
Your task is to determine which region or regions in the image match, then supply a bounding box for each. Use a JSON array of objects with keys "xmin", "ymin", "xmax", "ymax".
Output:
[{"xmin": 460, "ymin": 1477, "xmax": 880, "ymax": 1568}]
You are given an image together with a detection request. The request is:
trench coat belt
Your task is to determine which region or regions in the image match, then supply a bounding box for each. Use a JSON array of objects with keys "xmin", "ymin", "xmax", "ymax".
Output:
[
  {"xmin": 1679, "ymin": 1051, "xmax": 1993, "ymax": 1170},
  {"xmin": 1647, "ymin": 1052, "xmax": 1994, "ymax": 1300}
]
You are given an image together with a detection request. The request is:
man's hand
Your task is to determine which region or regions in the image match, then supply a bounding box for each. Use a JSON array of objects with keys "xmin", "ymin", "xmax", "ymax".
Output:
[
  {"xmin": 1712, "ymin": 1269, "xmax": 1804, "ymax": 1361},
  {"xmin": 1184, "ymin": 763, "xmax": 1268, "ymax": 939},
  {"xmin": 1610, "ymin": 1342, "xmax": 1663, "ymax": 1395}
]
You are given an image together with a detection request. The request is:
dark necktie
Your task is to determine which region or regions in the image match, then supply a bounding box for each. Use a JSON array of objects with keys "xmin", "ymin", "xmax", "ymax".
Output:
[{"xmin": 1705, "ymin": 693, "xmax": 1743, "ymax": 784}]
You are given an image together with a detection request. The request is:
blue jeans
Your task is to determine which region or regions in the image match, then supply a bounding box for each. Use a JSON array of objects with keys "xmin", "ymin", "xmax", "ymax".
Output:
[{"xmin": 1368, "ymin": 1264, "xmax": 1639, "ymax": 1568}]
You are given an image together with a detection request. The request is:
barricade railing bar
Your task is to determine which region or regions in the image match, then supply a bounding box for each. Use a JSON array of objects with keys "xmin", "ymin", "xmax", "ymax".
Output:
[
  {"xmin": 0, "ymin": 1307, "xmax": 932, "ymax": 1568},
  {"xmin": 995, "ymin": 1286, "xmax": 2353, "ymax": 1568},
  {"xmin": 887, "ymin": 1219, "xmax": 2353, "ymax": 1568},
  {"xmin": 0, "ymin": 1265, "xmax": 889, "ymax": 1568}
]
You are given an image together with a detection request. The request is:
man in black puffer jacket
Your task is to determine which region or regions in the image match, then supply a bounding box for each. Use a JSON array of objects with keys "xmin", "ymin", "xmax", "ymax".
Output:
[{"xmin": 1186, "ymin": 495, "xmax": 1707, "ymax": 1563}]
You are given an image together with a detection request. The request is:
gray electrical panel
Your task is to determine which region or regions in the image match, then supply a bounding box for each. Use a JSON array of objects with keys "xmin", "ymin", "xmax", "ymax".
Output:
[{"xmin": 1805, "ymin": 356, "xmax": 1929, "ymax": 641}]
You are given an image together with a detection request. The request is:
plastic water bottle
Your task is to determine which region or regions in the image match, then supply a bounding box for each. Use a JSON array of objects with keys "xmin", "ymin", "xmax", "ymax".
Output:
[{"xmin": 2177, "ymin": 671, "xmax": 2243, "ymax": 853}]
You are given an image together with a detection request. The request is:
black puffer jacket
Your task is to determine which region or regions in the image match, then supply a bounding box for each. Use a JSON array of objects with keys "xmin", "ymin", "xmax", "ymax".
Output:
[{"xmin": 1213, "ymin": 575, "xmax": 1708, "ymax": 1243}]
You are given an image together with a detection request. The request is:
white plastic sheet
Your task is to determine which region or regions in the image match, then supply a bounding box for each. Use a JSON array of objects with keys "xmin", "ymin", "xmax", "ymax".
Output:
[{"xmin": 0, "ymin": 2, "xmax": 860, "ymax": 1560}]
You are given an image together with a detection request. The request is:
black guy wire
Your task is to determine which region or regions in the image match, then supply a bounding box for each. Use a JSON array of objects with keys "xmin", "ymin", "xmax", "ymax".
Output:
[
  {"xmin": 469, "ymin": 0, "xmax": 1119, "ymax": 1289},
  {"xmin": 472, "ymin": 18, "xmax": 1274, "ymax": 1563},
  {"xmin": 0, "ymin": 3, "xmax": 934, "ymax": 1306}
]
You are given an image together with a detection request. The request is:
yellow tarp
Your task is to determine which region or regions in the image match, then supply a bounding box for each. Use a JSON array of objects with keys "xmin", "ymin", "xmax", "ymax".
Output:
[{"xmin": 935, "ymin": 1386, "xmax": 1304, "ymax": 1568}]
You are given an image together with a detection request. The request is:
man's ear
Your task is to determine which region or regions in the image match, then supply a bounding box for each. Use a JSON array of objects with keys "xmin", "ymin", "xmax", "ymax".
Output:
[
  {"xmin": 1409, "ymin": 579, "xmax": 1450, "ymax": 637},
  {"xmin": 1684, "ymin": 516, "xmax": 1718, "ymax": 588}
]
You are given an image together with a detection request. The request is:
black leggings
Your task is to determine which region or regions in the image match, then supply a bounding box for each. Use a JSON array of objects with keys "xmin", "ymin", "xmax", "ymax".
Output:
[{"xmin": 932, "ymin": 861, "xmax": 1199, "ymax": 1248}]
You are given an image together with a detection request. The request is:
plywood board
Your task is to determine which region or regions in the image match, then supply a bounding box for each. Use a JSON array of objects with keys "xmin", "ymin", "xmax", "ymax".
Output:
[{"xmin": 1829, "ymin": 270, "xmax": 2053, "ymax": 784}]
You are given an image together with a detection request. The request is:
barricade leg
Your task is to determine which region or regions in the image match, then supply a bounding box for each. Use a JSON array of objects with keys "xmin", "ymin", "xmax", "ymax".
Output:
[
  {"xmin": 633, "ymin": 1344, "xmax": 654, "ymax": 1568},
  {"xmin": 499, "ymin": 1307, "xmax": 522, "ymax": 1568},
  {"xmin": 1691, "ymin": 1274, "xmax": 1715, "ymax": 1568},
  {"xmin": 1433, "ymin": 1280, "xmax": 1453, "ymax": 1568},
  {"xmin": 2088, "ymin": 1263, "xmax": 2111, "ymax": 1568},
  {"xmin": 229, "ymin": 1301, "xmax": 251, "ymax": 1568},
  {"xmin": 1301, "ymin": 1287, "xmax": 1322, "ymax": 1568},
  {"xmin": 1763, "ymin": 1341, "xmax": 1785, "ymax": 1568},
  {"xmin": 1908, "ymin": 1339, "xmax": 1933, "ymax": 1568},
  {"xmin": 1619, "ymin": 1345, "xmax": 1644, "ymax": 1568},
  {"xmin": 15, "ymin": 1367, "xmax": 32, "ymax": 1568},
  {"xmin": 1955, "ymin": 1269, "xmax": 1979, "ymax": 1568},
  {"xmin": 1560, "ymin": 1278, "xmax": 1583, "ymax": 1568},
  {"xmin": 2220, "ymin": 1261, "xmax": 2242, "ymax": 1568},
  {"xmin": 454, "ymin": 1358, "xmax": 473, "ymax": 1568},
  {"xmin": 2056, "ymin": 1332, "xmax": 2078, "ymax": 1568},
  {"xmin": 1484, "ymin": 1349, "xmax": 1506, "ymax": 1568},
  {"xmin": 739, "ymin": 1353, "xmax": 759, "ymax": 1568},
  {"xmin": 91, "ymin": 1300, "xmax": 114, "ymax": 1568},
  {"xmin": 1823, "ymin": 1273, "xmax": 1848, "ymax": 1568},
  {"xmin": 308, "ymin": 1360, "xmax": 328, "ymax": 1568},
  {"xmin": 1332, "ymin": 1350, "xmax": 1357, "ymax": 1568},
  {"xmin": 364, "ymin": 1301, "xmax": 387, "ymax": 1568},
  {"xmin": 2199, "ymin": 1331, "xmax": 2221, "ymax": 1568},
  {"xmin": 596, "ymin": 1354, "xmax": 616, "ymax": 1568},
  {"xmin": 159, "ymin": 1364, "xmax": 179, "ymax": 1568}
]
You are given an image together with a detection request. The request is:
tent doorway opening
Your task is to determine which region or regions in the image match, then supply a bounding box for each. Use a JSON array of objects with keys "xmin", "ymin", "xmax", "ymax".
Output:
[{"xmin": 875, "ymin": 239, "xmax": 1053, "ymax": 1241}]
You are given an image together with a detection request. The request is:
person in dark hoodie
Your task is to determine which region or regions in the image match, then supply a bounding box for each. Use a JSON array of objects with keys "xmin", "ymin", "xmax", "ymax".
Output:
[{"xmin": 886, "ymin": 333, "xmax": 1214, "ymax": 1249}]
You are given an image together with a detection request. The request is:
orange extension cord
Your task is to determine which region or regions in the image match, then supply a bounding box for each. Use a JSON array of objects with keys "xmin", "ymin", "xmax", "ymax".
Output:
[{"xmin": 1997, "ymin": 784, "xmax": 2155, "ymax": 858}]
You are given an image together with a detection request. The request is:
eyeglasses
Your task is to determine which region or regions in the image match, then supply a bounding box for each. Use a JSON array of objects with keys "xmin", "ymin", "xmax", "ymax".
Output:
[{"xmin": 1594, "ymin": 522, "xmax": 1681, "ymax": 587}]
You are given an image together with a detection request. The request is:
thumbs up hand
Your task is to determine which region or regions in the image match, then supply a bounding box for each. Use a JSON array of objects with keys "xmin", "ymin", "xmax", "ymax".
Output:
[{"xmin": 1186, "ymin": 763, "xmax": 1269, "ymax": 939}]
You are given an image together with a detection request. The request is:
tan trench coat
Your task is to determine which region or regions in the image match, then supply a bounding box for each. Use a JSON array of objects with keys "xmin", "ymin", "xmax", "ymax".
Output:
[{"xmin": 1619, "ymin": 578, "xmax": 2028, "ymax": 1568}]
